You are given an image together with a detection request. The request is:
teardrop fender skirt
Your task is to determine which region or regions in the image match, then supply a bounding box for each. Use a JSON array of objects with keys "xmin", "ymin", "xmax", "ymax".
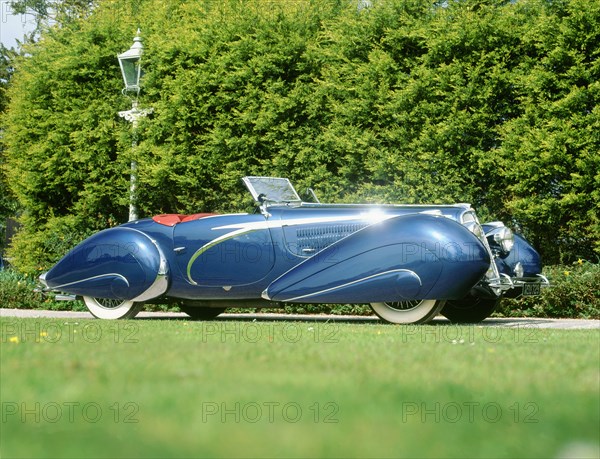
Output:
[
  {"xmin": 42, "ymin": 227, "xmax": 169, "ymax": 301},
  {"xmin": 263, "ymin": 214, "xmax": 490, "ymax": 303}
]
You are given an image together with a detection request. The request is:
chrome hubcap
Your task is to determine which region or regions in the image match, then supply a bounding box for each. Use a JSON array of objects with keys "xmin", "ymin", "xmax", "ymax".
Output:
[
  {"xmin": 385, "ymin": 300, "xmax": 422, "ymax": 311},
  {"xmin": 96, "ymin": 298, "xmax": 126, "ymax": 309}
]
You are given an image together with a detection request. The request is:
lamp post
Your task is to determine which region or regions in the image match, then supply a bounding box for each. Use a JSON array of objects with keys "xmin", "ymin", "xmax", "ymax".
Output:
[{"xmin": 117, "ymin": 29, "xmax": 153, "ymax": 222}]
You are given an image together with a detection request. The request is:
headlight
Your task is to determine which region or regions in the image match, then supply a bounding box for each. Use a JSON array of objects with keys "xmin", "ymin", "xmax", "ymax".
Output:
[
  {"xmin": 494, "ymin": 226, "xmax": 514, "ymax": 252},
  {"xmin": 486, "ymin": 224, "xmax": 515, "ymax": 254}
]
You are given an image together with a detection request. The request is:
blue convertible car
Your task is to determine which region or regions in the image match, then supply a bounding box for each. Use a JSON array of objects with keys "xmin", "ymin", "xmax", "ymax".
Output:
[{"xmin": 40, "ymin": 177, "xmax": 549, "ymax": 323}]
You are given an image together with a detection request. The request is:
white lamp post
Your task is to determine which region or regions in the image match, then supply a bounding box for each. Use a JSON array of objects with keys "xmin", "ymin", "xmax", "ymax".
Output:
[{"xmin": 117, "ymin": 29, "xmax": 153, "ymax": 222}]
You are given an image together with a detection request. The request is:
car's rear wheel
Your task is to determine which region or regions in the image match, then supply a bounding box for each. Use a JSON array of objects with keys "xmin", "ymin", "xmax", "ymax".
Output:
[
  {"xmin": 83, "ymin": 297, "xmax": 144, "ymax": 320},
  {"xmin": 370, "ymin": 300, "xmax": 445, "ymax": 324},
  {"xmin": 441, "ymin": 296, "xmax": 501, "ymax": 323},
  {"xmin": 179, "ymin": 305, "xmax": 227, "ymax": 320}
]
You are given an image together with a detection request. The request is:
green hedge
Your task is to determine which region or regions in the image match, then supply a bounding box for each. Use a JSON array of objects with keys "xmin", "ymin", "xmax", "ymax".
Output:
[
  {"xmin": 1, "ymin": 263, "xmax": 598, "ymax": 320},
  {"xmin": 3, "ymin": 0, "xmax": 600, "ymax": 274},
  {"xmin": 0, "ymin": 269, "xmax": 85, "ymax": 311},
  {"xmin": 496, "ymin": 261, "xmax": 600, "ymax": 320}
]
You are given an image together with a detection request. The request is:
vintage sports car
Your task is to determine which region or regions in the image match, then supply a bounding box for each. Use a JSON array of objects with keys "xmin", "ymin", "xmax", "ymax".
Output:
[{"xmin": 40, "ymin": 177, "xmax": 549, "ymax": 323}]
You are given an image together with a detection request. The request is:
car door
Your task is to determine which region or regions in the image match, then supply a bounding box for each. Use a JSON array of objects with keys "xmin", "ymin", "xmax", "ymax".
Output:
[{"xmin": 172, "ymin": 214, "xmax": 276, "ymax": 288}]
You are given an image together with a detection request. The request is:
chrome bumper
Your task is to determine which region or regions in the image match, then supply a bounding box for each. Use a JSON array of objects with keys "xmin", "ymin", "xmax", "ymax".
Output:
[{"xmin": 488, "ymin": 274, "xmax": 551, "ymax": 296}]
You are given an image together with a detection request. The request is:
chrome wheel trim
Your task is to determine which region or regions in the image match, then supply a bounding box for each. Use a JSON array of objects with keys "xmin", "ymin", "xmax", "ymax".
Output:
[{"xmin": 370, "ymin": 299, "xmax": 445, "ymax": 324}]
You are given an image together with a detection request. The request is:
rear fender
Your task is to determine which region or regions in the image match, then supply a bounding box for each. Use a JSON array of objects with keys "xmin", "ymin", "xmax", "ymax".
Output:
[{"xmin": 43, "ymin": 227, "xmax": 168, "ymax": 301}]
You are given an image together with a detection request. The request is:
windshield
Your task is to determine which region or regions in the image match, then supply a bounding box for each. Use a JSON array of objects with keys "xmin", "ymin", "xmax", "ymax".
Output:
[{"xmin": 242, "ymin": 177, "xmax": 301, "ymax": 203}]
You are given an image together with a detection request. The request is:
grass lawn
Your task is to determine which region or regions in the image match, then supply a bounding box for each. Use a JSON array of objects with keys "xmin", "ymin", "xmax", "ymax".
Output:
[{"xmin": 1, "ymin": 317, "xmax": 599, "ymax": 459}]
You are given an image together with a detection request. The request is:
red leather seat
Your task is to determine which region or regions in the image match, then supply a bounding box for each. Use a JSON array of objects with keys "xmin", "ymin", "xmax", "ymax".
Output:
[{"xmin": 152, "ymin": 213, "xmax": 217, "ymax": 226}]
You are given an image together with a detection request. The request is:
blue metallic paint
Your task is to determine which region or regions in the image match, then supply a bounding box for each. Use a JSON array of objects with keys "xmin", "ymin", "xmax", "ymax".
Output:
[
  {"xmin": 264, "ymin": 214, "xmax": 490, "ymax": 302},
  {"xmin": 497, "ymin": 233, "xmax": 542, "ymax": 277},
  {"xmin": 44, "ymin": 227, "xmax": 166, "ymax": 300},
  {"xmin": 42, "ymin": 186, "xmax": 543, "ymax": 313}
]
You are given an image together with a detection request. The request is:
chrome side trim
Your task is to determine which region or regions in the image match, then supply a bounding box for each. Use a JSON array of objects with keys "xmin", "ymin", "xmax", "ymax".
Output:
[
  {"xmin": 263, "ymin": 269, "xmax": 422, "ymax": 302},
  {"xmin": 47, "ymin": 273, "xmax": 130, "ymax": 291}
]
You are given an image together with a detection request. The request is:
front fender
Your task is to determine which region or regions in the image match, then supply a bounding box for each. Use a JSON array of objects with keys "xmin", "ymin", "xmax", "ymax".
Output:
[
  {"xmin": 43, "ymin": 227, "xmax": 168, "ymax": 301},
  {"xmin": 496, "ymin": 233, "xmax": 542, "ymax": 277},
  {"xmin": 264, "ymin": 214, "xmax": 490, "ymax": 303}
]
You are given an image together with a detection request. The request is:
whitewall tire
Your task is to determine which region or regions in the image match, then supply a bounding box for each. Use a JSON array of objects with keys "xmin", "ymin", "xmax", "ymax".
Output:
[
  {"xmin": 83, "ymin": 297, "xmax": 144, "ymax": 320},
  {"xmin": 370, "ymin": 299, "xmax": 445, "ymax": 324}
]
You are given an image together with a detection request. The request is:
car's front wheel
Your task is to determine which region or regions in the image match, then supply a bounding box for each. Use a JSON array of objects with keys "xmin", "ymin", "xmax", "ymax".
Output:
[
  {"xmin": 370, "ymin": 300, "xmax": 445, "ymax": 324},
  {"xmin": 83, "ymin": 297, "xmax": 144, "ymax": 319},
  {"xmin": 441, "ymin": 296, "xmax": 501, "ymax": 323}
]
